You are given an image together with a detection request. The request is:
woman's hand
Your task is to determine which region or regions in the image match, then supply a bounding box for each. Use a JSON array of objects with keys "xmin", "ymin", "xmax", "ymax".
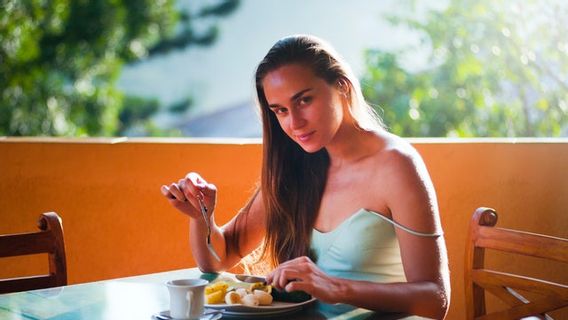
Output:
[
  {"xmin": 160, "ymin": 172, "xmax": 217, "ymax": 221},
  {"xmin": 265, "ymin": 256, "xmax": 344, "ymax": 304}
]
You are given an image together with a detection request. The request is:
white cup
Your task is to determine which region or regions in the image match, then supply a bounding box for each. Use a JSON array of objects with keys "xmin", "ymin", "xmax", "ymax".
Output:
[{"xmin": 166, "ymin": 279, "xmax": 209, "ymax": 319}]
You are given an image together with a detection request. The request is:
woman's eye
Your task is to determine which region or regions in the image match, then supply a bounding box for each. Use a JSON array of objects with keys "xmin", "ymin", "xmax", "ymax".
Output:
[
  {"xmin": 299, "ymin": 96, "xmax": 312, "ymax": 106},
  {"xmin": 274, "ymin": 107, "xmax": 287, "ymax": 115}
]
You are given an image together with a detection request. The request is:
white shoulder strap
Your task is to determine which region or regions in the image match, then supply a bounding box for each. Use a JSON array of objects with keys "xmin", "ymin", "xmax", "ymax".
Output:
[{"xmin": 369, "ymin": 210, "xmax": 443, "ymax": 237}]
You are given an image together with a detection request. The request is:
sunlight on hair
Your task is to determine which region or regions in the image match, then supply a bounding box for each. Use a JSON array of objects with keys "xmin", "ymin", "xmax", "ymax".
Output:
[{"xmin": 240, "ymin": 244, "xmax": 273, "ymax": 276}]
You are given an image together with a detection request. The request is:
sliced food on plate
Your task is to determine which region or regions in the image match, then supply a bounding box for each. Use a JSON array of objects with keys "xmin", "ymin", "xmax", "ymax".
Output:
[
  {"xmin": 204, "ymin": 276, "xmax": 311, "ymax": 307},
  {"xmin": 205, "ymin": 280, "xmax": 273, "ymax": 306}
]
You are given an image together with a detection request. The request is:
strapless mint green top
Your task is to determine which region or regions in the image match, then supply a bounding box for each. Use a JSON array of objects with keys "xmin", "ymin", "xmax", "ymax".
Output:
[
  {"xmin": 310, "ymin": 208, "xmax": 442, "ymax": 316},
  {"xmin": 311, "ymin": 208, "xmax": 410, "ymax": 283}
]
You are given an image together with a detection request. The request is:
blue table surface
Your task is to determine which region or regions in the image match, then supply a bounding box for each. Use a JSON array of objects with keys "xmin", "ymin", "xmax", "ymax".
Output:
[{"xmin": 0, "ymin": 268, "xmax": 423, "ymax": 320}]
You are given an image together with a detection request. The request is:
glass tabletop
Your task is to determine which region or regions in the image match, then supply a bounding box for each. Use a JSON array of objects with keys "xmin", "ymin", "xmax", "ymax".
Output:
[{"xmin": 0, "ymin": 268, "xmax": 422, "ymax": 320}]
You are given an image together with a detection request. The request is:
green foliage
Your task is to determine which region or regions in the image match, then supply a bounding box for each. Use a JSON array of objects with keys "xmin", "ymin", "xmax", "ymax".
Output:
[
  {"xmin": 168, "ymin": 97, "xmax": 193, "ymax": 114},
  {"xmin": 118, "ymin": 96, "xmax": 159, "ymax": 135},
  {"xmin": 362, "ymin": 0, "xmax": 568, "ymax": 137},
  {"xmin": 0, "ymin": 0, "xmax": 239, "ymax": 136},
  {"xmin": 116, "ymin": 95, "xmax": 191, "ymax": 136}
]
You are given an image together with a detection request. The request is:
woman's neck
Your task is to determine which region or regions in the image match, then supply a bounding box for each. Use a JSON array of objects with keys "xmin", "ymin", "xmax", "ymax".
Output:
[{"xmin": 325, "ymin": 123, "xmax": 385, "ymax": 170}]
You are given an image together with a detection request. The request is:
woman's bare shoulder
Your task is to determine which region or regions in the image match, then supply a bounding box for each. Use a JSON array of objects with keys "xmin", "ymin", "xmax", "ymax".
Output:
[
  {"xmin": 372, "ymin": 133, "xmax": 440, "ymax": 231},
  {"xmin": 371, "ymin": 131, "xmax": 424, "ymax": 174}
]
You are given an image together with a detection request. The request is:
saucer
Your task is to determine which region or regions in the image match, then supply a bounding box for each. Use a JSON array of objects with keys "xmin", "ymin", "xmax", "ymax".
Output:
[{"xmin": 153, "ymin": 310, "xmax": 222, "ymax": 320}]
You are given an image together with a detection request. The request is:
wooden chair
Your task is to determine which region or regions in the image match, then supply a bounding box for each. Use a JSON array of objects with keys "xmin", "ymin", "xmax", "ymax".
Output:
[
  {"xmin": 465, "ymin": 207, "xmax": 568, "ymax": 320},
  {"xmin": 0, "ymin": 212, "xmax": 67, "ymax": 294}
]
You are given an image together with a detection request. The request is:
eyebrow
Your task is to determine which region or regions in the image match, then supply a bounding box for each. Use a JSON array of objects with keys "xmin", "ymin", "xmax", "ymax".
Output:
[{"xmin": 268, "ymin": 88, "xmax": 313, "ymax": 109}]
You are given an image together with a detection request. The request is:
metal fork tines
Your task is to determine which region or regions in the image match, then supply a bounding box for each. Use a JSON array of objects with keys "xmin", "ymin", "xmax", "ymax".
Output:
[{"xmin": 198, "ymin": 195, "xmax": 221, "ymax": 262}]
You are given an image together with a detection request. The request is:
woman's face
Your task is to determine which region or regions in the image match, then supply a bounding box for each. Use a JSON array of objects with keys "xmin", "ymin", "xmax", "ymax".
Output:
[{"xmin": 262, "ymin": 64, "xmax": 346, "ymax": 153}]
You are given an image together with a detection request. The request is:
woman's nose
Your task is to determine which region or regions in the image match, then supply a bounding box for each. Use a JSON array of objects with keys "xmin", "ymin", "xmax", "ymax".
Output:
[{"xmin": 289, "ymin": 110, "xmax": 306, "ymax": 130}]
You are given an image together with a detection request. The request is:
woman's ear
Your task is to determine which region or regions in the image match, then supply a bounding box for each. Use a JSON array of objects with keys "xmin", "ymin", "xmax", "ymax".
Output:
[{"xmin": 336, "ymin": 78, "xmax": 351, "ymax": 100}]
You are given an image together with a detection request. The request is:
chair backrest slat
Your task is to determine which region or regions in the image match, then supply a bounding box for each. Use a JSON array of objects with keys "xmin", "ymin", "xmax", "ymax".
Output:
[
  {"xmin": 0, "ymin": 276, "xmax": 56, "ymax": 294},
  {"xmin": 478, "ymin": 298, "xmax": 568, "ymax": 320},
  {"xmin": 472, "ymin": 269, "xmax": 568, "ymax": 298},
  {"xmin": 0, "ymin": 212, "xmax": 67, "ymax": 294},
  {"xmin": 0, "ymin": 232, "xmax": 54, "ymax": 257},
  {"xmin": 476, "ymin": 226, "xmax": 568, "ymax": 263}
]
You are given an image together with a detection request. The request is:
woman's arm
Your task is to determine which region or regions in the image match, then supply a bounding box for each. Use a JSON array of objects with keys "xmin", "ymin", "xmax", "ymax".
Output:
[
  {"xmin": 336, "ymin": 143, "xmax": 450, "ymax": 317},
  {"xmin": 197, "ymin": 189, "xmax": 266, "ymax": 272},
  {"xmin": 161, "ymin": 172, "xmax": 266, "ymax": 272},
  {"xmin": 267, "ymin": 257, "xmax": 448, "ymax": 319},
  {"xmin": 383, "ymin": 143, "xmax": 450, "ymax": 318}
]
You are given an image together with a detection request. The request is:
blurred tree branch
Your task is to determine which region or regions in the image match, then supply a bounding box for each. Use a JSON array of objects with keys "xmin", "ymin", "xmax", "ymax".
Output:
[
  {"xmin": 363, "ymin": 0, "xmax": 568, "ymax": 137},
  {"xmin": 0, "ymin": 0, "xmax": 240, "ymax": 136}
]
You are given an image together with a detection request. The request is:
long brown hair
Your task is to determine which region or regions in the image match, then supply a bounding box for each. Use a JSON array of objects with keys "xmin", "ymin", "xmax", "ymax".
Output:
[{"xmin": 233, "ymin": 35, "xmax": 383, "ymax": 269}]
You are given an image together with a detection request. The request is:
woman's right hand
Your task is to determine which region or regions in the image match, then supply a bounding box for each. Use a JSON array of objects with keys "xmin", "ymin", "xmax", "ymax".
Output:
[{"xmin": 160, "ymin": 172, "xmax": 217, "ymax": 221}]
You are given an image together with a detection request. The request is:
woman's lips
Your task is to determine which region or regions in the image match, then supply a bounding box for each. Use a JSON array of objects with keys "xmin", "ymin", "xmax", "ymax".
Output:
[{"xmin": 296, "ymin": 131, "xmax": 315, "ymax": 142}]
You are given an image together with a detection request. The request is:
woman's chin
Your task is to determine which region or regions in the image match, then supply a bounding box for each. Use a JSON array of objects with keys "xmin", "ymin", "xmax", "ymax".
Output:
[{"xmin": 299, "ymin": 143, "xmax": 324, "ymax": 154}]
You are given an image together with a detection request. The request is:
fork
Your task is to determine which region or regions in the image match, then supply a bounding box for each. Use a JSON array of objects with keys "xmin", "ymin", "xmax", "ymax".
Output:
[{"xmin": 198, "ymin": 194, "xmax": 221, "ymax": 262}]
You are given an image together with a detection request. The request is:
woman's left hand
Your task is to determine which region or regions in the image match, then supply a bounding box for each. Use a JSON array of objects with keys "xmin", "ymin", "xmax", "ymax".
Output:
[{"xmin": 265, "ymin": 256, "xmax": 343, "ymax": 304}]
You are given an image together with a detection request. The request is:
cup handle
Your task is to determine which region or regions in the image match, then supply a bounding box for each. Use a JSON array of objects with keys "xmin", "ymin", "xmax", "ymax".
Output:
[{"xmin": 186, "ymin": 291, "xmax": 193, "ymax": 318}]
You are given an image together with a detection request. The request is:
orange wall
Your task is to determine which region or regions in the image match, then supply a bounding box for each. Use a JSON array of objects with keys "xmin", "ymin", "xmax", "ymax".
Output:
[{"xmin": 1, "ymin": 138, "xmax": 567, "ymax": 319}]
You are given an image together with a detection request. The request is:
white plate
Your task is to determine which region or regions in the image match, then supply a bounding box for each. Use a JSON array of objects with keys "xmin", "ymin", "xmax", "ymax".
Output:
[
  {"xmin": 221, "ymin": 307, "xmax": 302, "ymax": 318},
  {"xmin": 205, "ymin": 297, "xmax": 316, "ymax": 315}
]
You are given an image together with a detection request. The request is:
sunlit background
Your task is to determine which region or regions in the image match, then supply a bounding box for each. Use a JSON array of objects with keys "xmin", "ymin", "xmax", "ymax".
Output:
[{"xmin": 1, "ymin": 0, "xmax": 567, "ymax": 138}]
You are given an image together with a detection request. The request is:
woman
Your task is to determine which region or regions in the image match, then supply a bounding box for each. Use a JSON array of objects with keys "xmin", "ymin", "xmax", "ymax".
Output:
[{"xmin": 161, "ymin": 35, "xmax": 450, "ymax": 319}]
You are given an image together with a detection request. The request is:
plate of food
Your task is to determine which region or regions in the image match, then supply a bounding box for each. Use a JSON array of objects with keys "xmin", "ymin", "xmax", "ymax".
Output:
[{"xmin": 203, "ymin": 276, "xmax": 315, "ymax": 317}]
